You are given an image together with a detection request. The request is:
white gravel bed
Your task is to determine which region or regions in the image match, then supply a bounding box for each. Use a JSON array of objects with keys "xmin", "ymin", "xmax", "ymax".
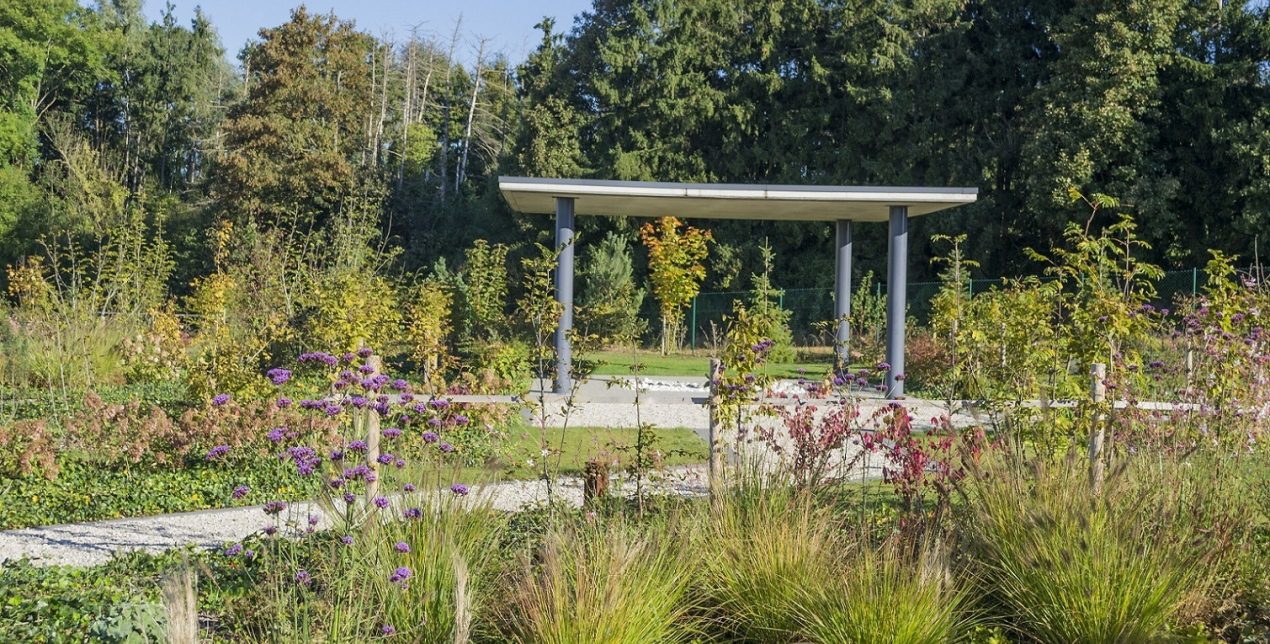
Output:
[{"xmin": 0, "ymin": 467, "xmax": 711, "ymax": 568}]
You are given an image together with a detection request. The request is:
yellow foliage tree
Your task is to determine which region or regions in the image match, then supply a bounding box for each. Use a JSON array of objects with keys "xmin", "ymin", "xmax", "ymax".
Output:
[
  {"xmin": 405, "ymin": 279, "xmax": 453, "ymax": 386},
  {"xmin": 639, "ymin": 216, "xmax": 712, "ymax": 354}
]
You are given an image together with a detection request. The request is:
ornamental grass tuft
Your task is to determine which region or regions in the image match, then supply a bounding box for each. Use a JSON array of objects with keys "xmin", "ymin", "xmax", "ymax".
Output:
[
  {"xmin": 502, "ymin": 519, "xmax": 696, "ymax": 643},
  {"xmin": 963, "ymin": 453, "xmax": 1241, "ymax": 642}
]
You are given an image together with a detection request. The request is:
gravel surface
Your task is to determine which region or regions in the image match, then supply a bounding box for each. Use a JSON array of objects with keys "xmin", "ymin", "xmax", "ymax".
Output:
[{"xmin": 0, "ymin": 467, "xmax": 714, "ymax": 567}]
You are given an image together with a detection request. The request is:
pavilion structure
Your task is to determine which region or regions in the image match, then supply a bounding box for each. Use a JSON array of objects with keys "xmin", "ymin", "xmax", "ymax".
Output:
[{"xmin": 498, "ymin": 177, "xmax": 977, "ymax": 398}]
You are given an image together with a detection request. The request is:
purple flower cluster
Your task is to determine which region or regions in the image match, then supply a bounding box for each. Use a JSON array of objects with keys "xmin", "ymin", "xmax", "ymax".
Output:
[
  {"xmin": 263, "ymin": 500, "xmax": 288, "ymax": 515},
  {"xmin": 450, "ymin": 483, "xmax": 469, "ymax": 496},
  {"xmin": 298, "ymin": 351, "xmax": 339, "ymax": 366},
  {"xmin": 211, "ymin": 393, "xmax": 230, "ymax": 407},
  {"xmin": 394, "ymin": 541, "xmax": 410, "ymax": 553},
  {"xmin": 294, "ymin": 570, "xmax": 312, "ymax": 586},
  {"xmin": 205, "ymin": 445, "xmax": 231, "ymax": 461},
  {"xmin": 266, "ymin": 368, "xmax": 292, "ymax": 385},
  {"xmin": 232, "ymin": 484, "xmax": 250, "ymax": 499},
  {"xmin": 285, "ymin": 445, "xmax": 322, "ymax": 476},
  {"xmin": 389, "ymin": 566, "xmax": 411, "ymax": 585}
]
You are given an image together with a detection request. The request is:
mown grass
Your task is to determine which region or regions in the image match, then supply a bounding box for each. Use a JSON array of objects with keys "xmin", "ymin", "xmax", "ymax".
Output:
[
  {"xmin": 588, "ymin": 348, "xmax": 835, "ymax": 378},
  {"xmin": 391, "ymin": 426, "xmax": 707, "ymax": 488}
]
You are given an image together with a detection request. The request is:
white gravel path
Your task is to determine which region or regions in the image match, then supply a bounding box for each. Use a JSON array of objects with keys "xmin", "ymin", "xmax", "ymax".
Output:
[{"xmin": 0, "ymin": 466, "xmax": 713, "ymax": 567}]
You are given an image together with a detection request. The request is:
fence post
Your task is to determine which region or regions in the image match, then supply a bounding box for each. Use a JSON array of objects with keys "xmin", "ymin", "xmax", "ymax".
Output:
[
  {"xmin": 1192, "ymin": 267, "xmax": 1198, "ymax": 296},
  {"xmin": 690, "ymin": 296, "xmax": 697, "ymax": 351},
  {"xmin": 708, "ymin": 358, "xmax": 724, "ymax": 494},
  {"xmin": 365, "ymin": 353, "xmax": 383, "ymax": 506},
  {"xmin": 1088, "ymin": 362, "xmax": 1106, "ymax": 496}
]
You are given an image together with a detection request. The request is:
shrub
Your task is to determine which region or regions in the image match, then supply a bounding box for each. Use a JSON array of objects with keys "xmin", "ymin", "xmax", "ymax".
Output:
[
  {"xmin": 578, "ymin": 231, "xmax": 647, "ymax": 346},
  {"xmin": 63, "ymin": 393, "xmax": 340, "ymax": 470},
  {"xmin": 0, "ymin": 418, "xmax": 58, "ymax": 479},
  {"xmin": 454, "ymin": 240, "xmax": 510, "ymax": 343},
  {"xmin": 459, "ymin": 338, "xmax": 530, "ymax": 389},
  {"xmin": 963, "ymin": 455, "xmax": 1237, "ymax": 641},
  {"xmin": 503, "ymin": 520, "xmax": 695, "ymax": 643},
  {"xmin": 119, "ymin": 304, "xmax": 187, "ymax": 384},
  {"xmin": 903, "ymin": 329, "xmax": 951, "ymax": 394},
  {"xmin": 301, "ymin": 270, "xmax": 402, "ymax": 354},
  {"xmin": 404, "ymin": 278, "xmax": 454, "ymax": 385},
  {"xmin": 745, "ymin": 240, "xmax": 795, "ymax": 363}
]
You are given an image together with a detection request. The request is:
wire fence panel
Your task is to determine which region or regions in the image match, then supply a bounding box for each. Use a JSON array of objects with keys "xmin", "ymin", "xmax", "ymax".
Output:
[{"xmin": 638, "ymin": 266, "xmax": 1260, "ymax": 350}]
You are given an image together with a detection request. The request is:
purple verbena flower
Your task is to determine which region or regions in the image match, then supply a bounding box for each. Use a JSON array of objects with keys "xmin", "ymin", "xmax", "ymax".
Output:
[
  {"xmin": 389, "ymin": 566, "xmax": 411, "ymax": 584},
  {"xmin": 381, "ymin": 623, "xmax": 396, "ymax": 636},
  {"xmin": 211, "ymin": 393, "xmax": 230, "ymax": 407},
  {"xmin": 276, "ymin": 397, "xmax": 293, "ymax": 409},
  {"xmin": 450, "ymin": 483, "xmax": 469, "ymax": 496},
  {"xmin": 421, "ymin": 431, "xmax": 439, "ymax": 443},
  {"xmin": 267, "ymin": 368, "xmax": 292, "ymax": 385},
  {"xmin": 403, "ymin": 483, "xmax": 416, "ymax": 492},
  {"xmin": 394, "ymin": 541, "xmax": 410, "ymax": 553},
  {"xmin": 383, "ymin": 427, "xmax": 402, "ymax": 439},
  {"xmin": 206, "ymin": 445, "xmax": 231, "ymax": 461},
  {"xmin": 232, "ymin": 485, "xmax": 250, "ymax": 499},
  {"xmin": 403, "ymin": 508, "xmax": 422, "ymax": 519},
  {"xmin": 439, "ymin": 443, "xmax": 454, "ymax": 453},
  {"xmin": 373, "ymin": 496, "xmax": 390, "ymax": 509},
  {"xmin": 224, "ymin": 543, "xmax": 243, "ymax": 556},
  {"xmin": 294, "ymin": 570, "xmax": 312, "ymax": 586},
  {"xmin": 263, "ymin": 500, "xmax": 288, "ymax": 515},
  {"xmin": 340, "ymin": 534, "xmax": 354, "ymax": 546}
]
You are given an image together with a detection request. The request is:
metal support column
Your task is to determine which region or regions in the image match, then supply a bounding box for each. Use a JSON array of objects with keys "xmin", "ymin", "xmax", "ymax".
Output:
[
  {"xmin": 834, "ymin": 220, "xmax": 853, "ymax": 373},
  {"xmin": 885, "ymin": 206, "xmax": 908, "ymax": 398},
  {"xmin": 554, "ymin": 196, "xmax": 575, "ymax": 393}
]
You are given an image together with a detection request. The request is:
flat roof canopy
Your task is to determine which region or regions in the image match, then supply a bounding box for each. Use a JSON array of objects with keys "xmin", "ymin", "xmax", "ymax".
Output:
[{"xmin": 499, "ymin": 176, "xmax": 978, "ymax": 222}]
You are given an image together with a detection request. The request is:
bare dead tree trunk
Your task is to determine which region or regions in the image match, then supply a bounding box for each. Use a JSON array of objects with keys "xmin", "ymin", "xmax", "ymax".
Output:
[
  {"xmin": 375, "ymin": 39, "xmax": 390, "ymax": 166},
  {"xmin": 456, "ymin": 38, "xmax": 486, "ymax": 191},
  {"xmin": 438, "ymin": 18, "xmax": 462, "ymax": 200},
  {"xmin": 398, "ymin": 33, "xmax": 416, "ymax": 186}
]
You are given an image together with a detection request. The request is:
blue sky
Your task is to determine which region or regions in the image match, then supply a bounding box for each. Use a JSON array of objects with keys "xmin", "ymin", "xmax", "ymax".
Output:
[{"xmin": 142, "ymin": 0, "xmax": 593, "ymax": 64}]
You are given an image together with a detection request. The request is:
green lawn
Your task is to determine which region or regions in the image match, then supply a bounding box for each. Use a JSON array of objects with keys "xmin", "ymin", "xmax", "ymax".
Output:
[
  {"xmin": 399, "ymin": 426, "xmax": 708, "ymax": 485},
  {"xmin": 588, "ymin": 348, "xmax": 835, "ymax": 378}
]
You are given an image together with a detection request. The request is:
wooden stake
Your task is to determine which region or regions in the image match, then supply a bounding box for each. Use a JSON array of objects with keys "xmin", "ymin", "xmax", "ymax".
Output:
[
  {"xmin": 708, "ymin": 358, "xmax": 724, "ymax": 492},
  {"xmin": 1088, "ymin": 362, "xmax": 1106, "ymax": 495}
]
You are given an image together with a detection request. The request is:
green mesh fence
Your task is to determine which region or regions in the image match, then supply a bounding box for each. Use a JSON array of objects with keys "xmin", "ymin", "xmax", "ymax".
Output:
[{"xmin": 649, "ymin": 266, "xmax": 1245, "ymax": 351}]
